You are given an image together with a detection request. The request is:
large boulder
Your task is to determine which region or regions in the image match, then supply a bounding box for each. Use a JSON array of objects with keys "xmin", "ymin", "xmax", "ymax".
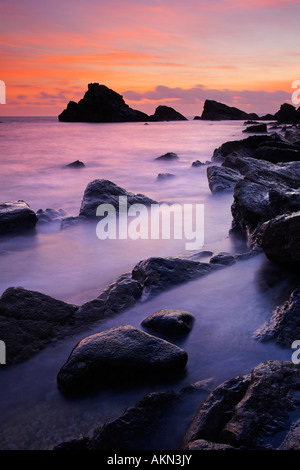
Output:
[
  {"xmin": 79, "ymin": 179, "xmax": 157, "ymax": 218},
  {"xmin": 200, "ymin": 100, "xmax": 259, "ymax": 121},
  {"xmin": 149, "ymin": 105, "xmax": 187, "ymax": 121},
  {"xmin": 274, "ymin": 103, "xmax": 300, "ymax": 124},
  {"xmin": 58, "ymin": 83, "xmax": 150, "ymax": 123},
  {"xmin": 0, "ymin": 200, "xmax": 37, "ymax": 236},
  {"xmin": 141, "ymin": 309, "xmax": 195, "ymax": 336},
  {"xmin": 57, "ymin": 325, "xmax": 188, "ymax": 393},
  {"xmin": 206, "ymin": 165, "xmax": 243, "ymax": 193},
  {"xmin": 243, "ymin": 123, "xmax": 268, "ymax": 133},
  {"xmin": 256, "ymin": 211, "xmax": 300, "ymax": 265},
  {"xmin": 181, "ymin": 361, "xmax": 300, "ymax": 450},
  {"xmin": 0, "ymin": 287, "xmax": 79, "ymax": 365}
]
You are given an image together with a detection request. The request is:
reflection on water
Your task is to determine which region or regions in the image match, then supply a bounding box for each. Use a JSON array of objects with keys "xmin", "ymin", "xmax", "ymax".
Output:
[{"xmin": 0, "ymin": 119, "xmax": 293, "ymax": 449}]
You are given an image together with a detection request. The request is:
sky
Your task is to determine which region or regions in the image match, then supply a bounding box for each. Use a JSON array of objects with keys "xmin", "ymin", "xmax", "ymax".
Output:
[{"xmin": 0, "ymin": 0, "xmax": 300, "ymax": 116}]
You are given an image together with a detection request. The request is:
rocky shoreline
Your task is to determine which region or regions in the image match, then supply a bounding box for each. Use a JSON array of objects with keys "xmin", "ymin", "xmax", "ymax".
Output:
[{"xmin": 1, "ymin": 117, "xmax": 300, "ymax": 451}]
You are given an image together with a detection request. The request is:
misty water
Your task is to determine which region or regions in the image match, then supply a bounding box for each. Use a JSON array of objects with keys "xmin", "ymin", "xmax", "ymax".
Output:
[{"xmin": 0, "ymin": 117, "xmax": 293, "ymax": 449}]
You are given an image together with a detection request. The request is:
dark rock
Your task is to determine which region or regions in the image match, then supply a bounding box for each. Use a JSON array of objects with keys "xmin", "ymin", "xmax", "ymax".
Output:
[
  {"xmin": 255, "ymin": 288, "xmax": 300, "ymax": 346},
  {"xmin": 200, "ymin": 100, "xmax": 259, "ymax": 121},
  {"xmin": 184, "ymin": 439, "xmax": 238, "ymax": 450},
  {"xmin": 191, "ymin": 160, "xmax": 210, "ymax": 167},
  {"xmin": 181, "ymin": 361, "xmax": 300, "ymax": 450},
  {"xmin": 274, "ymin": 103, "xmax": 300, "ymax": 124},
  {"xmin": 243, "ymin": 123, "xmax": 268, "ymax": 133},
  {"xmin": 54, "ymin": 390, "xmax": 179, "ymax": 450},
  {"xmin": 132, "ymin": 256, "xmax": 216, "ymax": 296},
  {"xmin": 279, "ymin": 419, "xmax": 300, "ymax": 450},
  {"xmin": 254, "ymin": 145, "xmax": 300, "ymax": 163},
  {"xmin": 149, "ymin": 105, "xmax": 187, "ymax": 121},
  {"xmin": 0, "ymin": 287, "xmax": 79, "ymax": 365},
  {"xmin": 63, "ymin": 160, "xmax": 85, "ymax": 169},
  {"xmin": 56, "ymin": 325, "xmax": 188, "ymax": 393},
  {"xmin": 193, "ymin": 116, "xmax": 201, "ymax": 120},
  {"xmin": 269, "ymin": 189, "xmax": 300, "ymax": 217},
  {"xmin": 155, "ymin": 152, "xmax": 179, "ymax": 161},
  {"xmin": 0, "ymin": 200, "xmax": 37, "ymax": 236},
  {"xmin": 206, "ymin": 165, "xmax": 243, "ymax": 193},
  {"xmin": 79, "ymin": 179, "xmax": 157, "ymax": 218},
  {"xmin": 156, "ymin": 173, "xmax": 176, "ymax": 182},
  {"xmin": 141, "ymin": 309, "xmax": 195, "ymax": 336},
  {"xmin": 260, "ymin": 113, "xmax": 276, "ymax": 121},
  {"xmin": 58, "ymin": 83, "xmax": 150, "ymax": 123},
  {"xmin": 244, "ymin": 120, "xmax": 259, "ymax": 125},
  {"xmin": 209, "ymin": 252, "xmax": 236, "ymax": 266},
  {"xmin": 36, "ymin": 208, "xmax": 66, "ymax": 224},
  {"xmin": 256, "ymin": 211, "xmax": 300, "ymax": 265}
]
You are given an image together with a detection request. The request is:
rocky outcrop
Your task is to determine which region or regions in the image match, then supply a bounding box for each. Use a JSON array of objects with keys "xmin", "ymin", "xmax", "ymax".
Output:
[
  {"xmin": 141, "ymin": 309, "xmax": 195, "ymax": 336},
  {"xmin": 243, "ymin": 123, "xmax": 268, "ymax": 133},
  {"xmin": 0, "ymin": 200, "xmax": 37, "ymax": 236},
  {"xmin": 79, "ymin": 179, "xmax": 157, "ymax": 218},
  {"xmin": 200, "ymin": 100, "xmax": 259, "ymax": 121},
  {"xmin": 255, "ymin": 288, "xmax": 300, "ymax": 346},
  {"xmin": 274, "ymin": 103, "xmax": 300, "ymax": 124},
  {"xmin": 62, "ymin": 160, "xmax": 85, "ymax": 169},
  {"xmin": 150, "ymin": 105, "xmax": 187, "ymax": 121},
  {"xmin": 58, "ymin": 83, "xmax": 150, "ymax": 123},
  {"xmin": 182, "ymin": 361, "xmax": 300, "ymax": 450},
  {"xmin": 36, "ymin": 208, "xmax": 66, "ymax": 225},
  {"xmin": 57, "ymin": 325, "xmax": 188, "ymax": 393},
  {"xmin": 206, "ymin": 165, "xmax": 243, "ymax": 193},
  {"xmin": 0, "ymin": 287, "xmax": 79, "ymax": 365}
]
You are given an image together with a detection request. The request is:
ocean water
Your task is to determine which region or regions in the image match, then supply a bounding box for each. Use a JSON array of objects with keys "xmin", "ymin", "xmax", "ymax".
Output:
[{"xmin": 0, "ymin": 117, "xmax": 293, "ymax": 449}]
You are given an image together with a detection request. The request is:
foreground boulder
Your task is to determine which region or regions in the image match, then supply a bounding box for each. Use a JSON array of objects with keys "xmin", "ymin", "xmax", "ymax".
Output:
[
  {"xmin": 256, "ymin": 211, "xmax": 300, "ymax": 265},
  {"xmin": 142, "ymin": 309, "xmax": 195, "ymax": 336},
  {"xmin": 79, "ymin": 179, "xmax": 157, "ymax": 218},
  {"xmin": 181, "ymin": 361, "xmax": 300, "ymax": 450},
  {"xmin": 58, "ymin": 83, "xmax": 149, "ymax": 123},
  {"xmin": 207, "ymin": 165, "xmax": 243, "ymax": 193},
  {"xmin": 0, "ymin": 200, "xmax": 37, "ymax": 236},
  {"xmin": 0, "ymin": 287, "xmax": 79, "ymax": 365},
  {"xmin": 200, "ymin": 100, "xmax": 259, "ymax": 121},
  {"xmin": 243, "ymin": 123, "xmax": 268, "ymax": 133},
  {"xmin": 255, "ymin": 288, "xmax": 300, "ymax": 346},
  {"xmin": 57, "ymin": 325, "xmax": 188, "ymax": 393}
]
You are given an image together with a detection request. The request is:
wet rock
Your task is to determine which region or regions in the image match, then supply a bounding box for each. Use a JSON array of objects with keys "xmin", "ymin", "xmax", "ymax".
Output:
[
  {"xmin": 0, "ymin": 287, "xmax": 79, "ymax": 365},
  {"xmin": 206, "ymin": 165, "xmax": 243, "ymax": 193},
  {"xmin": 254, "ymin": 144, "xmax": 300, "ymax": 163},
  {"xmin": 191, "ymin": 160, "xmax": 211, "ymax": 167},
  {"xmin": 209, "ymin": 252, "xmax": 236, "ymax": 266},
  {"xmin": 155, "ymin": 152, "xmax": 179, "ymax": 161},
  {"xmin": 63, "ymin": 160, "xmax": 85, "ymax": 169},
  {"xmin": 279, "ymin": 419, "xmax": 300, "ymax": 450},
  {"xmin": 141, "ymin": 309, "xmax": 195, "ymax": 336},
  {"xmin": 54, "ymin": 390, "xmax": 180, "ymax": 450},
  {"xmin": 184, "ymin": 439, "xmax": 238, "ymax": 450},
  {"xmin": 57, "ymin": 325, "xmax": 188, "ymax": 393},
  {"xmin": 58, "ymin": 83, "xmax": 149, "ymax": 123},
  {"xmin": 212, "ymin": 134, "xmax": 281, "ymax": 163},
  {"xmin": 79, "ymin": 179, "xmax": 157, "ymax": 218},
  {"xmin": 36, "ymin": 208, "xmax": 66, "ymax": 224},
  {"xmin": 182, "ymin": 361, "xmax": 300, "ymax": 450},
  {"xmin": 256, "ymin": 211, "xmax": 300, "ymax": 265},
  {"xmin": 200, "ymin": 100, "xmax": 259, "ymax": 121},
  {"xmin": 132, "ymin": 256, "xmax": 216, "ymax": 296},
  {"xmin": 0, "ymin": 200, "xmax": 37, "ymax": 236},
  {"xmin": 150, "ymin": 105, "xmax": 187, "ymax": 121},
  {"xmin": 156, "ymin": 173, "xmax": 176, "ymax": 182},
  {"xmin": 243, "ymin": 123, "xmax": 268, "ymax": 133},
  {"xmin": 255, "ymin": 288, "xmax": 300, "ymax": 346}
]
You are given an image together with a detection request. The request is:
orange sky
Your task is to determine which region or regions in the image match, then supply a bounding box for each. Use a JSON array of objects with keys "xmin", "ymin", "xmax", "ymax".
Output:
[{"xmin": 0, "ymin": 0, "xmax": 300, "ymax": 116}]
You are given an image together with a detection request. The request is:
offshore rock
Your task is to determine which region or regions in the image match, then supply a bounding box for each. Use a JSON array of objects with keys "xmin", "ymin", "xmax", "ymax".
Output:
[{"xmin": 0, "ymin": 200, "xmax": 37, "ymax": 236}]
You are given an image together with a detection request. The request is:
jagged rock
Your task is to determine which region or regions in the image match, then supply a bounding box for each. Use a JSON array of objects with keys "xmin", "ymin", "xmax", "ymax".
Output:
[
  {"xmin": 181, "ymin": 361, "xmax": 300, "ymax": 450},
  {"xmin": 141, "ymin": 309, "xmax": 195, "ymax": 336},
  {"xmin": 79, "ymin": 179, "xmax": 157, "ymax": 218},
  {"xmin": 243, "ymin": 123, "xmax": 268, "ymax": 133},
  {"xmin": 0, "ymin": 287, "xmax": 79, "ymax": 365},
  {"xmin": 56, "ymin": 325, "xmax": 188, "ymax": 393},
  {"xmin": 255, "ymin": 288, "xmax": 300, "ymax": 346},
  {"xmin": 274, "ymin": 103, "xmax": 300, "ymax": 124},
  {"xmin": 0, "ymin": 200, "xmax": 37, "ymax": 236},
  {"xmin": 256, "ymin": 212, "xmax": 300, "ymax": 265},
  {"xmin": 192, "ymin": 160, "xmax": 210, "ymax": 167},
  {"xmin": 155, "ymin": 152, "xmax": 179, "ymax": 161},
  {"xmin": 209, "ymin": 252, "xmax": 236, "ymax": 266},
  {"xmin": 200, "ymin": 100, "xmax": 259, "ymax": 121},
  {"xmin": 63, "ymin": 160, "xmax": 85, "ymax": 169},
  {"xmin": 36, "ymin": 208, "xmax": 66, "ymax": 224},
  {"xmin": 58, "ymin": 83, "xmax": 149, "ymax": 123},
  {"xmin": 150, "ymin": 105, "xmax": 187, "ymax": 121},
  {"xmin": 206, "ymin": 165, "xmax": 243, "ymax": 193},
  {"xmin": 279, "ymin": 419, "xmax": 300, "ymax": 450}
]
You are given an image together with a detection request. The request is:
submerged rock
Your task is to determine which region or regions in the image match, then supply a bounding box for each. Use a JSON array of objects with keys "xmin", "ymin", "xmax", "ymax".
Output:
[
  {"xmin": 79, "ymin": 179, "xmax": 157, "ymax": 218},
  {"xmin": 63, "ymin": 160, "xmax": 85, "ymax": 169},
  {"xmin": 142, "ymin": 309, "xmax": 195, "ymax": 336},
  {"xmin": 181, "ymin": 361, "xmax": 300, "ymax": 450},
  {"xmin": 0, "ymin": 287, "xmax": 78, "ymax": 365},
  {"xmin": 57, "ymin": 325, "xmax": 188, "ymax": 393},
  {"xmin": 155, "ymin": 152, "xmax": 179, "ymax": 161},
  {"xmin": 0, "ymin": 200, "xmax": 37, "ymax": 236},
  {"xmin": 156, "ymin": 173, "xmax": 176, "ymax": 182}
]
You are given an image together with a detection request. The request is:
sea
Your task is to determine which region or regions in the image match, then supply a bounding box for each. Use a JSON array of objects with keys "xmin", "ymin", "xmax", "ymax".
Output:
[{"xmin": 0, "ymin": 116, "xmax": 293, "ymax": 449}]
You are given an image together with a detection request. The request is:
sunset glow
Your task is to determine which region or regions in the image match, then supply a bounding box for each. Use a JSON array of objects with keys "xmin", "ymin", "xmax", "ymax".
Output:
[{"xmin": 1, "ymin": 0, "xmax": 300, "ymax": 116}]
